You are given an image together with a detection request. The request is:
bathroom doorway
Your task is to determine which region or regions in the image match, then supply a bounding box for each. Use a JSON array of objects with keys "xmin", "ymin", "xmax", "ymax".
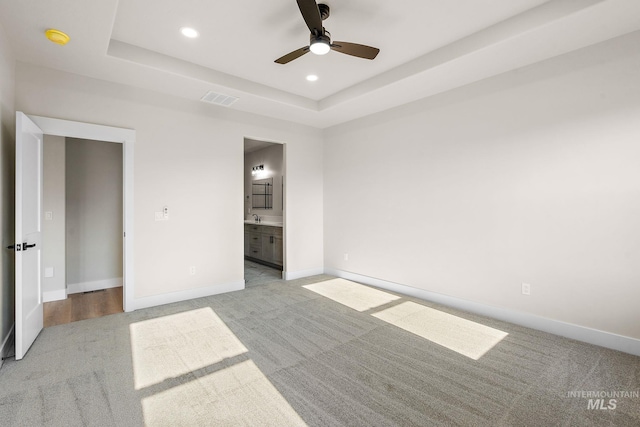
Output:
[{"xmin": 243, "ymin": 138, "xmax": 285, "ymax": 287}]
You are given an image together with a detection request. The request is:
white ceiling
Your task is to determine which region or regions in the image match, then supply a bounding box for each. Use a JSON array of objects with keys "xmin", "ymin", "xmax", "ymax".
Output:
[{"xmin": 1, "ymin": 0, "xmax": 639, "ymax": 128}]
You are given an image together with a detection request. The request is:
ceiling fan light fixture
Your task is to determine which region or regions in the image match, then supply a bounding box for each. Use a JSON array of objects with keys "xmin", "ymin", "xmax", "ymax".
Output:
[
  {"xmin": 309, "ymin": 33, "xmax": 331, "ymax": 55},
  {"xmin": 310, "ymin": 40, "xmax": 330, "ymax": 55}
]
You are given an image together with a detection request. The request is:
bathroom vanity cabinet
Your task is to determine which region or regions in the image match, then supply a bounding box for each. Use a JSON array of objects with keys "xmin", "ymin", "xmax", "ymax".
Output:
[{"xmin": 244, "ymin": 223, "xmax": 283, "ymax": 268}]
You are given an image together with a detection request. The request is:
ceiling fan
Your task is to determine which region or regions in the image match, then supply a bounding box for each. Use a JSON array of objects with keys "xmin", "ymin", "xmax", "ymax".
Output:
[{"xmin": 275, "ymin": 0, "xmax": 380, "ymax": 64}]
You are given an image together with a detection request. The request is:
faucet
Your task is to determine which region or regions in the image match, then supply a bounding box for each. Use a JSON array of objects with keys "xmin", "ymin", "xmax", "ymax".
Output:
[{"xmin": 253, "ymin": 214, "xmax": 260, "ymax": 223}]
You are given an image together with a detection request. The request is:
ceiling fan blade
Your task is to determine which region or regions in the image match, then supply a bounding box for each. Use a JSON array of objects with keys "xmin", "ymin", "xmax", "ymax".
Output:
[
  {"xmin": 331, "ymin": 42, "xmax": 380, "ymax": 60},
  {"xmin": 296, "ymin": 0, "xmax": 323, "ymax": 34},
  {"xmin": 275, "ymin": 46, "xmax": 310, "ymax": 64}
]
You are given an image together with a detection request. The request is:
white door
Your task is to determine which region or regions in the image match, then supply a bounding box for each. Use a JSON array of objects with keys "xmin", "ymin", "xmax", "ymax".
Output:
[{"xmin": 15, "ymin": 112, "xmax": 44, "ymax": 360}]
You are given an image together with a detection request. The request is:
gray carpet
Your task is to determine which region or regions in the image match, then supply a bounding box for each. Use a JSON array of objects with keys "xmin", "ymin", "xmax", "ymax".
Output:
[{"xmin": 0, "ymin": 273, "xmax": 638, "ymax": 426}]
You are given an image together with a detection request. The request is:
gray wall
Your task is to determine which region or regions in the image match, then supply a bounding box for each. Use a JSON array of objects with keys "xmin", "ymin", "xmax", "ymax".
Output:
[
  {"xmin": 324, "ymin": 32, "xmax": 640, "ymax": 340},
  {"xmin": 66, "ymin": 138, "xmax": 123, "ymax": 292},
  {"xmin": 0, "ymin": 25, "xmax": 15, "ymax": 362},
  {"xmin": 42, "ymin": 135, "xmax": 66, "ymax": 300}
]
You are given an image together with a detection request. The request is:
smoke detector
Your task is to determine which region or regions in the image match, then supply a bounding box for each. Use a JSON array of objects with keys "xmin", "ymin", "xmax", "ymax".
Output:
[{"xmin": 45, "ymin": 29, "xmax": 70, "ymax": 45}]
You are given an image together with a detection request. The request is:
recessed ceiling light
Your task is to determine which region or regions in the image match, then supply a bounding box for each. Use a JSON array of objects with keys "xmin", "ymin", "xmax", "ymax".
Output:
[
  {"xmin": 306, "ymin": 74, "xmax": 318, "ymax": 82},
  {"xmin": 180, "ymin": 27, "xmax": 199, "ymax": 38}
]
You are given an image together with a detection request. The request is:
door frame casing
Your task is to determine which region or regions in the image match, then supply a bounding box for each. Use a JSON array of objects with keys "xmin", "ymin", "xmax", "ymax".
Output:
[{"xmin": 28, "ymin": 115, "xmax": 135, "ymax": 312}]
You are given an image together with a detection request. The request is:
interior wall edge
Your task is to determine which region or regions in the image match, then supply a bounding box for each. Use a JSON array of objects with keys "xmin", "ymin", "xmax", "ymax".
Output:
[
  {"xmin": 133, "ymin": 280, "xmax": 245, "ymax": 311},
  {"xmin": 42, "ymin": 290, "xmax": 66, "ymax": 303},
  {"xmin": 15, "ymin": 61, "xmax": 323, "ymax": 138},
  {"xmin": 283, "ymin": 267, "xmax": 325, "ymax": 281},
  {"xmin": 67, "ymin": 277, "xmax": 122, "ymax": 295},
  {"xmin": 0, "ymin": 19, "xmax": 16, "ymax": 368},
  {"xmin": 0, "ymin": 323, "xmax": 15, "ymax": 369},
  {"xmin": 325, "ymin": 268, "xmax": 640, "ymax": 357}
]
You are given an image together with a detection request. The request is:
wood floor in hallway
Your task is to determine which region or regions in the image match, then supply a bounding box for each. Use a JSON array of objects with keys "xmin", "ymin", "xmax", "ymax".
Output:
[{"xmin": 43, "ymin": 287, "xmax": 123, "ymax": 328}]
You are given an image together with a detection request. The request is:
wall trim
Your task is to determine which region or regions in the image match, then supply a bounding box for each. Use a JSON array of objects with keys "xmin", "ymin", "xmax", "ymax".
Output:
[
  {"xmin": 67, "ymin": 277, "xmax": 122, "ymax": 295},
  {"xmin": 284, "ymin": 267, "xmax": 325, "ymax": 281},
  {"xmin": 0, "ymin": 324, "xmax": 15, "ymax": 370},
  {"xmin": 325, "ymin": 268, "xmax": 640, "ymax": 357},
  {"xmin": 133, "ymin": 280, "xmax": 245, "ymax": 311},
  {"xmin": 43, "ymin": 289, "xmax": 67, "ymax": 303}
]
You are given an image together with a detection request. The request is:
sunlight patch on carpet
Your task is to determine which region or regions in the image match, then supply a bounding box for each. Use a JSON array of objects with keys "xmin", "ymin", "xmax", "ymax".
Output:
[
  {"xmin": 141, "ymin": 359, "xmax": 307, "ymax": 426},
  {"xmin": 372, "ymin": 301, "xmax": 508, "ymax": 360},
  {"xmin": 303, "ymin": 278, "xmax": 400, "ymax": 312},
  {"xmin": 131, "ymin": 307, "xmax": 307, "ymax": 426},
  {"xmin": 129, "ymin": 307, "xmax": 248, "ymax": 390}
]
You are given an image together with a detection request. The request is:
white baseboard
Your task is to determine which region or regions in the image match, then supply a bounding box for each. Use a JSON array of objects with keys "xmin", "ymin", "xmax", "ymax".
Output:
[
  {"xmin": 43, "ymin": 289, "xmax": 67, "ymax": 303},
  {"xmin": 133, "ymin": 280, "xmax": 245, "ymax": 311},
  {"xmin": 325, "ymin": 268, "xmax": 640, "ymax": 357},
  {"xmin": 67, "ymin": 277, "xmax": 122, "ymax": 295},
  {"xmin": 284, "ymin": 267, "xmax": 325, "ymax": 281},
  {"xmin": 0, "ymin": 324, "xmax": 15, "ymax": 370}
]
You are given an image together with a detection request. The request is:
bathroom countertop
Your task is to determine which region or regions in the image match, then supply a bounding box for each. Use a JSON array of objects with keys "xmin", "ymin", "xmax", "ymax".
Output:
[{"xmin": 244, "ymin": 220, "xmax": 283, "ymax": 227}]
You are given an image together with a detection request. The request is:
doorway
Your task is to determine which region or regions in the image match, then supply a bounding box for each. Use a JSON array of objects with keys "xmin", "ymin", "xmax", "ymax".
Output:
[
  {"xmin": 26, "ymin": 114, "xmax": 135, "ymax": 310},
  {"xmin": 42, "ymin": 137, "xmax": 123, "ymax": 327},
  {"xmin": 243, "ymin": 138, "xmax": 285, "ymax": 287},
  {"xmin": 14, "ymin": 113, "xmax": 134, "ymax": 359}
]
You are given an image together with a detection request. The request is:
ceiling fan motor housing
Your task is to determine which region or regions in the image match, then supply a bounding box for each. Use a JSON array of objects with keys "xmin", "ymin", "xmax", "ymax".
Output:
[
  {"xmin": 318, "ymin": 4, "xmax": 330, "ymax": 21},
  {"xmin": 310, "ymin": 31, "xmax": 331, "ymax": 45}
]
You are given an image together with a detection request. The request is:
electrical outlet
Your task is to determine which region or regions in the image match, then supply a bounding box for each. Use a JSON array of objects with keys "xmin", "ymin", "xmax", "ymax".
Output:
[
  {"xmin": 189, "ymin": 266, "xmax": 196, "ymax": 276},
  {"xmin": 522, "ymin": 283, "xmax": 531, "ymax": 295},
  {"xmin": 344, "ymin": 253, "xmax": 349, "ymax": 261}
]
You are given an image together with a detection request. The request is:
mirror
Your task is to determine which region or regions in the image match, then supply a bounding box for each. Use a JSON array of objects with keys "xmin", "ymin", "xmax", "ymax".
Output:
[{"xmin": 252, "ymin": 177, "xmax": 273, "ymax": 209}]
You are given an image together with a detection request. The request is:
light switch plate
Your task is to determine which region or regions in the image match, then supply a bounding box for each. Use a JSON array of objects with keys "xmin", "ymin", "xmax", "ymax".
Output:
[
  {"xmin": 155, "ymin": 212, "xmax": 164, "ymax": 221},
  {"xmin": 45, "ymin": 211, "xmax": 53, "ymax": 221},
  {"xmin": 44, "ymin": 267, "xmax": 54, "ymax": 278}
]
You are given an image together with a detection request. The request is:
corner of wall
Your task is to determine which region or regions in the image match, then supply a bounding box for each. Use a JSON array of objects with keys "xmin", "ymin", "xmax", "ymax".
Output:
[
  {"xmin": 325, "ymin": 268, "xmax": 640, "ymax": 357},
  {"xmin": 0, "ymin": 323, "xmax": 14, "ymax": 369},
  {"xmin": 0, "ymin": 21, "xmax": 16, "ymax": 365}
]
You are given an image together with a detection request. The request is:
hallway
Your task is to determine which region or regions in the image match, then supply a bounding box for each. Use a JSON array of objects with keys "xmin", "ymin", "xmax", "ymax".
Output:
[{"xmin": 43, "ymin": 288, "xmax": 123, "ymax": 327}]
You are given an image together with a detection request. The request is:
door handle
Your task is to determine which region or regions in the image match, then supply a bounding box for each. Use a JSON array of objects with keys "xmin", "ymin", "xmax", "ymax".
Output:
[
  {"xmin": 6, "ymin": 244, "xmax": 20, "ymax": 251},
  {"xmin": 23, "ymin": 242, "xmax": 36, "ymax": 251}
]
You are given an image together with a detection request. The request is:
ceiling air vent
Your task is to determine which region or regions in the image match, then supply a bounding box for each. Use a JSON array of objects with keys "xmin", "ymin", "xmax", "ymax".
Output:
[{"xmin": 200, "ymin": 91, "xmax": 239, "ymax": 107}]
